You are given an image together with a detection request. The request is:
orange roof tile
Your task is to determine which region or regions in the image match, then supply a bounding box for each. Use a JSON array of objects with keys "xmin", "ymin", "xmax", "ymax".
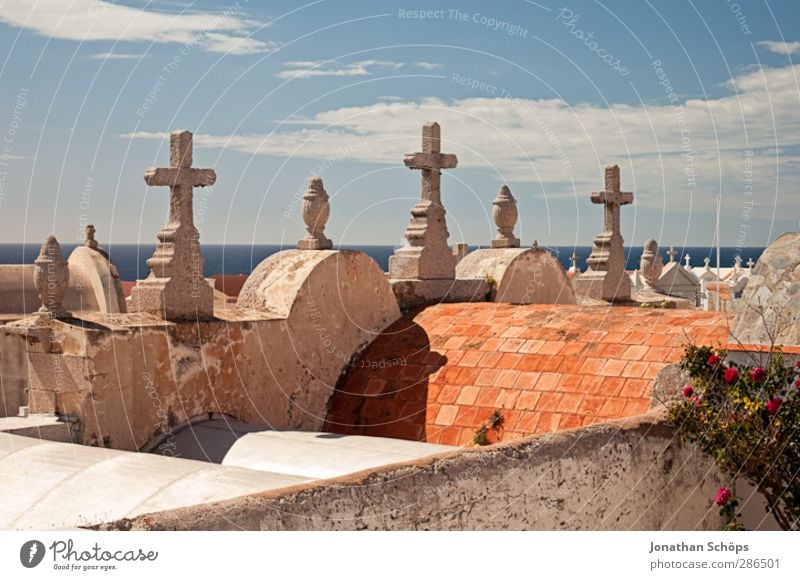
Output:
[{"xmin": 324, "ymin": 303, "xmax": 731, "ymax": 446}]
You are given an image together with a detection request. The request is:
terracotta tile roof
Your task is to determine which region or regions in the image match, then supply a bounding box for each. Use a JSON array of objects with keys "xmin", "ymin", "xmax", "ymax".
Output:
[{"xmin": 324, "ymin": 303, "xmax": 731, "ymax": 446}]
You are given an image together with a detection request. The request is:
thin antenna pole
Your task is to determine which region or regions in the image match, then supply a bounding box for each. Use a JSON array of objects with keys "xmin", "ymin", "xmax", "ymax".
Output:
[{"xmin": 716, "ymin": 193, "xmax": 721, "ymax": 311}]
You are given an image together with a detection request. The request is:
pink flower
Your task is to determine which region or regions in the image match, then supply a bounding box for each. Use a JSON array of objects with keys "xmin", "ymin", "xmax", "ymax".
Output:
[
  {"xmin": 750, "ymin": 367, "xmax": 766, "ymax": 382},
  {"xmin": 707, "ymin": 354, "xmax": 721, "ymax": 366},
  {"xmin": 683, "ymin": 385, "xmax": 694, "ymax": 398},
  {"xmin": 724, "ymin": 368, "xmax": 739, "ymax": 384},
  {"xmin": 715, "ymin": 487, "xmax": 732, "ymax": 506},
  {"xmin": 766, "ymin": 397, "xmax": 782, "ymax": 414}
]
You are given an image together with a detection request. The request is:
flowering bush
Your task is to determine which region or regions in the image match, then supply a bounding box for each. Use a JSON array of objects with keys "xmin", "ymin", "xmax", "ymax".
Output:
[{"xmin": 667, "ymin": 344, "xmax": 800, "ymax": 530}]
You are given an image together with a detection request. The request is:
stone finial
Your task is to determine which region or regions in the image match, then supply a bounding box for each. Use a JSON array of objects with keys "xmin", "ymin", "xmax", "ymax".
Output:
[
  {"xmin": 452, "ymin": 242, "xmax": 469, "ymax": 265},
  {"xmin": 85, "ymin": 224, "xmax": 98, "ymax": 250},
  {"xmin": 746, "ymin": 257, "xmax": 754, "ymax": 271},
  {"xmin": 704, "ymin": 256, "xmax": 711, "ymax": 270},
  {"xmin": 684, "ymin": 253, "xmax": 691, "ymax": 268},
  {"xmin": 34, "ymin": 235, "xmax": 69, "ymax": 318},
  {"xmin": 734, "ymin": 254, "xmax": 742, "ymax": 270},
  {"xmin": 639, "ymin": 238, "xmax": 663, "ymax": 286},
  {"xmin": 491, "ymin": 185, "xmax": 519, "ymax": 248},
  {"xmin": 667, "ymin": 246, "xmax": 677, "ymax": 263},
  {"xmin": 298, "ymin": 177, "xmax": 333, "ymax": 250}
]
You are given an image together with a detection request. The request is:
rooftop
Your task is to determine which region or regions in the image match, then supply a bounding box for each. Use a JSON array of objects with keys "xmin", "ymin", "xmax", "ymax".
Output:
[{"xmin": 325, "ymin": 303, "xmax": 731, "ymax": 446}]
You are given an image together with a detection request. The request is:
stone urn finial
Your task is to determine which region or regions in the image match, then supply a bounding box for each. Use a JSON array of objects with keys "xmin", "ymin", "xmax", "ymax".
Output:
[
  {"xmin": 492, "ymin": 185, "xmax": 519, "ymax": 248},
  {"xmin": 298, "ymin": 176, "xmax": 333, "ymax": 250},
  {"xmin": 34, "ymin": 235, "xmax": 69, "ymax": 318},
  {"xmin": 639, "ymin": 238, "xmax": 663, "ymax": 287}
]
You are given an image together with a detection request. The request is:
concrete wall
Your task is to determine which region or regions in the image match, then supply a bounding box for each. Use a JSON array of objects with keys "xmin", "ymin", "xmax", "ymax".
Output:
[{"xmin": 101, "ymin": 413, "xmax": 726, "ymax": 531}]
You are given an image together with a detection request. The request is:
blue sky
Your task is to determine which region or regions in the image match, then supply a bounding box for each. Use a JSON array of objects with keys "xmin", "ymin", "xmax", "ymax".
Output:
[{"xmin": 0, "ymin": 0, "xmax": 798, "ymax": 248}]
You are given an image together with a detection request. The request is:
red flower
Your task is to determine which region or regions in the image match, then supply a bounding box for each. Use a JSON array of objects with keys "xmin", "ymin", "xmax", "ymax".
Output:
[
  {"xmin": 707, "ymin": 354, "xmax": 721, "ymax": 366},
  {"xmin": 749, "ymin": 367, "xmax": 766, "ymax": 382},
  {"xmin": 724, "ymin": 368, "xmax": 739, "ymax": 384},
  {"xmin": 683, "ymin": 385, "xmax": 694, "ymax": 398},
  {"xmin": 715, "ymin": 487, "xmax": 732, "ymax": 506},
  {"xmin": 796, "ymin": 378, "xmax": 800, "ymax": 390},
  {"xmin": 766, "ymin": 397, "xmax": 782, "ymax": 414}
]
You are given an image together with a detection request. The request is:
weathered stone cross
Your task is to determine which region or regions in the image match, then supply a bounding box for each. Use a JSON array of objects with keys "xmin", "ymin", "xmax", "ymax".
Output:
[
  {"xmin": 130, "ymin": 130, "xmax": 216, "ymax": 320},
  {"xmin": 389, "ymin": 122, "xmax": 459, "ymax": 280},
  {"xmin": 667, "ymin": 246, "xmax": 677, "ymax": 263},
  {"xmin": 574, "ymin": 164, "xmax": 634, "ymax": 302},
  {"xmin": 590, "ymin": 165, "xmax": 632, "ymax": 236},
  {"xmin": 144, "ymin": 131, "xmax": 216, "ymax": 237},
  {"xmin": 404, "ymin": 122, "xmax": 458, "ymax": 205}
]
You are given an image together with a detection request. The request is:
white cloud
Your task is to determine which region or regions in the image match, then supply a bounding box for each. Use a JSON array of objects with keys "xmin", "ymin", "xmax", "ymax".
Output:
[
  {"xmin": 0, "ymin": 0, "xmax": 274, "ymax": 55},
  {"xmin": 757, "ymin": 41, "xmax": 800, "ymax": 55},
  {"xmin": 275, "ymin": 59, "xmax": 405, "ymax": 79},
  {"xmin": 124, "ymin": 64, "xmax": 800, "ymax": 215},
  {"xmin": 89, "ymin": 52, "xmax": 148, "ymax": 60},
  {"xmin": 414, "ymin": 61, "xmax": 443, "ymax": 70}
]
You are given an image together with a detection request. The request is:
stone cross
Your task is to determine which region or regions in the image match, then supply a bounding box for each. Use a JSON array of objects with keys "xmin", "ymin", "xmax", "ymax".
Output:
[
  {"xmin": 684, "ymin": 253, "xmax": 691, "ymax": 268},
  {"xmin": 746, "ymin": 257, "xmax": 754, "ymax": 271},
  {"xmin": 574, "ymin": 164, "xmax": 633, "ymax": 302},
  {"xmin": 734, "ymin": 254, "xmax": 742, "ymax": 270},
  {"xmin": 667, "ymin": 246, "xmax": 677, "ymax": 263},
  {"xmin": 129, "ymin": 130, "xmax": 216, "ymax": 320},
  {"xmin": 403, "ymin": 122, "xmax": 458, "ymax": 206},
  {"xmin": 591, "ymin": 165, "xmax": 632, "ymax": 237},
  {"xmin": 569, "ymin": 251, "xmax": 579, "ymax": 272},
  {"xmin": 389, "ymin": 122, "xmax": 459, "ymax": 280}
]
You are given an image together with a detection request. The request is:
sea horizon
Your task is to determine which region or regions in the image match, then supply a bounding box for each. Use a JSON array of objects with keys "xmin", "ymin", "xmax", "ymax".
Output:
[{"xmin": 0, "ymin": 243, "xmax": 766, "ymax": 282}]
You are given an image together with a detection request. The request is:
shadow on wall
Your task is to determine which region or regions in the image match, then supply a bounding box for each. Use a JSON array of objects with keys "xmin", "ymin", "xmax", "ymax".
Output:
[{"xmin": 324, "ymin": 317, "xmax": 446, "ymax": 442}]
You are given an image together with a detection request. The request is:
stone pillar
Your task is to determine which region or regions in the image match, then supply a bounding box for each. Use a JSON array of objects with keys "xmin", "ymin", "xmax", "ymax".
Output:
[
  {"xmin": 452, "ymin": 242, "xmax": 469, "ymax": 265},
  {"xmin": 297, "ymin": 177, "xmax": 333, "ymax": 250},
  {"xmin": 491, "ymin": 185, "xmax": 520, "ymax": 248},
  {"xmin": 34, "ymin": 236, "xmax": 69, "ymax": 318}
]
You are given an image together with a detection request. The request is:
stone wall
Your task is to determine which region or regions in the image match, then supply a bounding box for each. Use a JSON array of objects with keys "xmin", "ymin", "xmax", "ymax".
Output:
[
  {"xmin": 0, "ymin": 250, "xmax": 400, "ymax": 450},
  {"xmin": 102, "ymin": 412, "xmax": 725, "ymax": 531}
]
